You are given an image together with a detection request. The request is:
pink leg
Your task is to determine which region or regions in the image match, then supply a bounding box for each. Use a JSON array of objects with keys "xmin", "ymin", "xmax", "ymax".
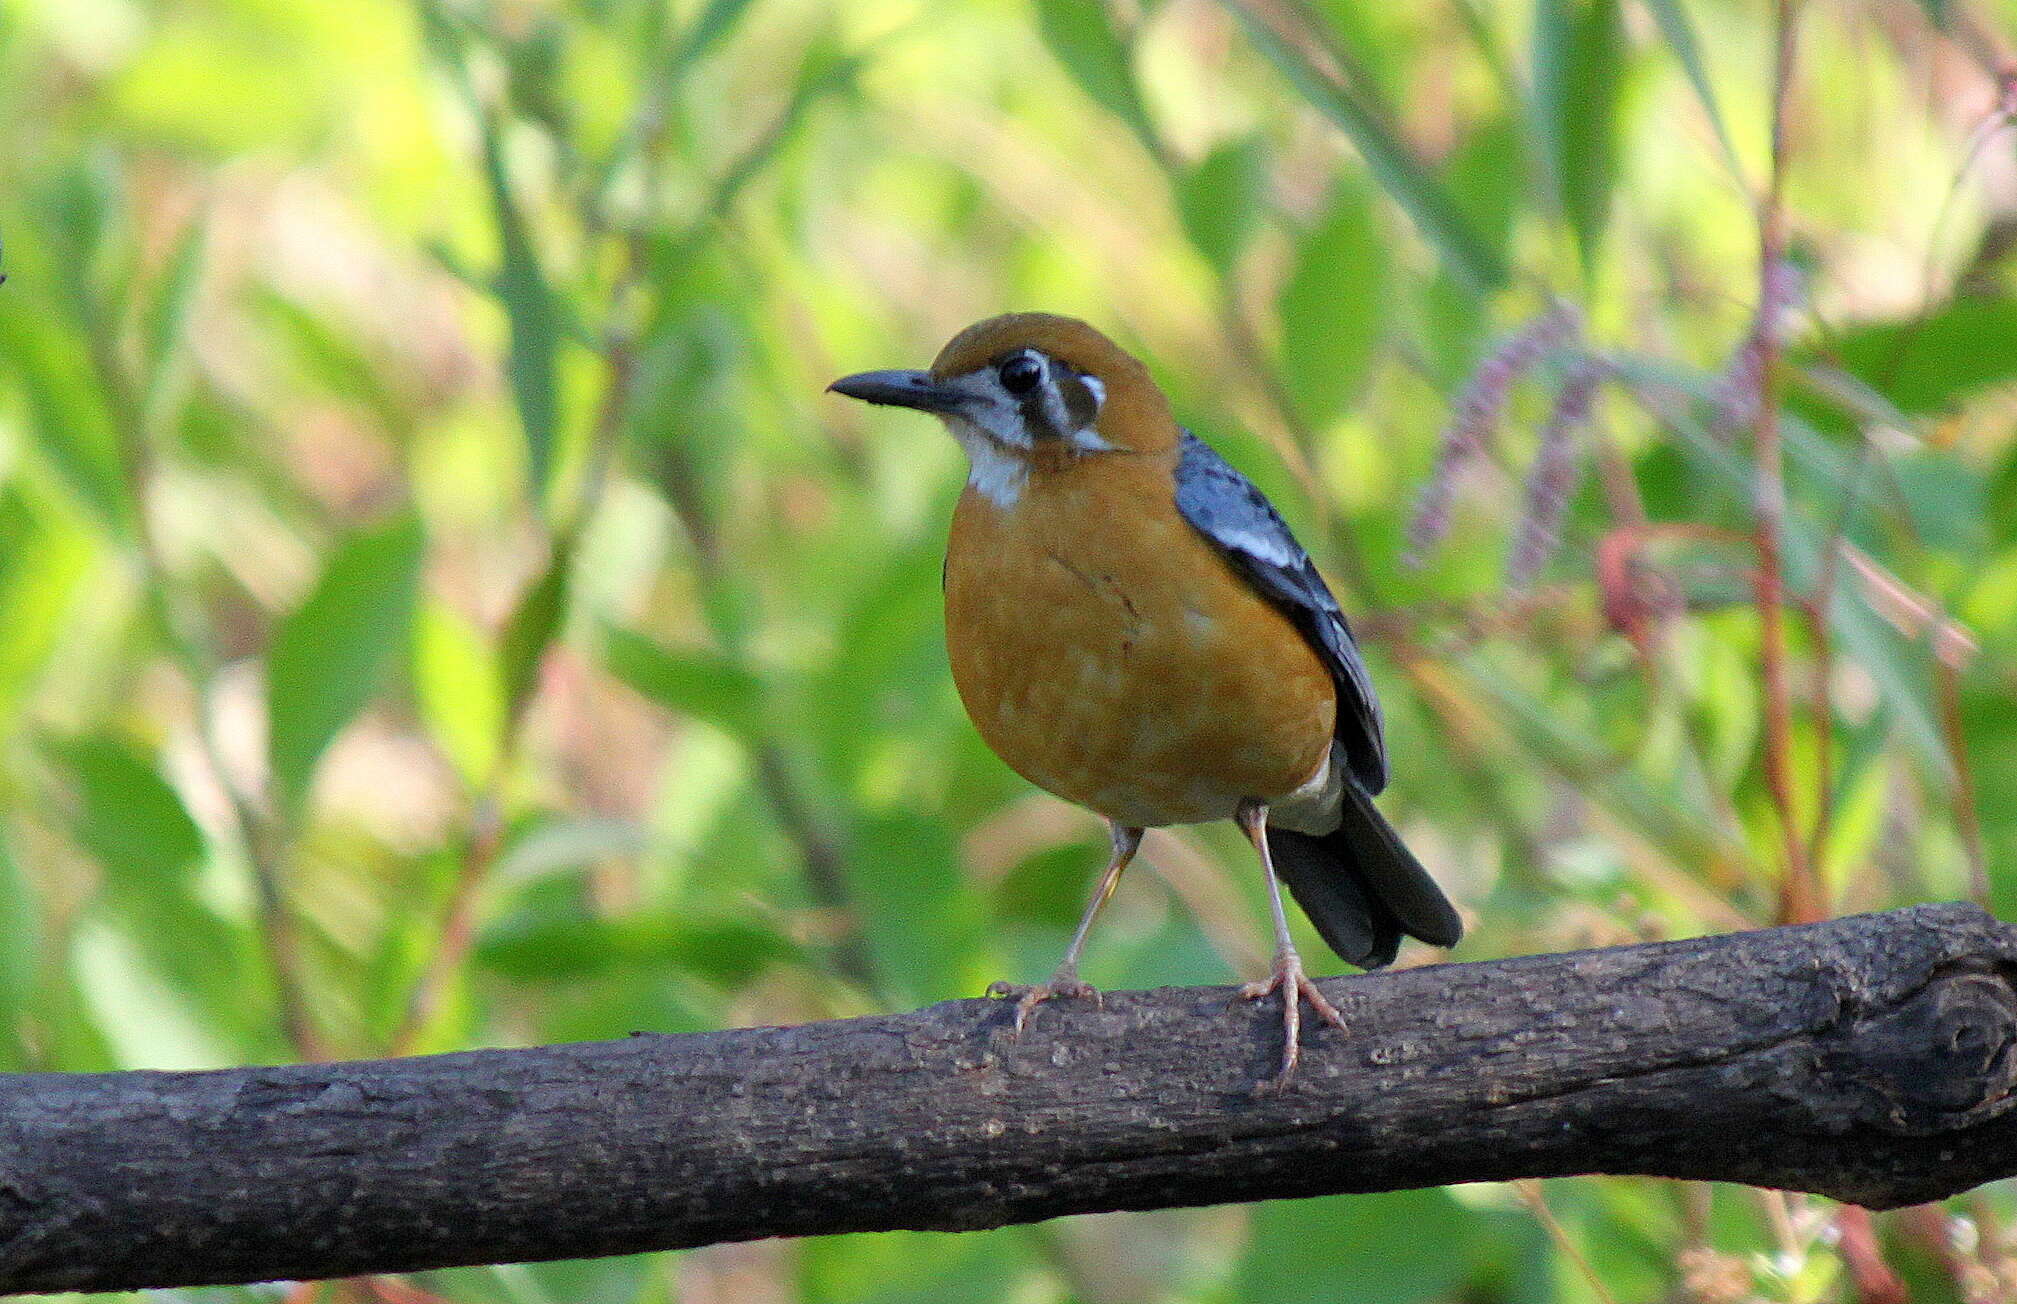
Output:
[
  {"xmin": 988, "ymin": 821, "xmax": 1143, "ymax": 1035},
  {"xmin": 1234, "ymin": 800, "xmax": 1348, "ymax": 1088}
]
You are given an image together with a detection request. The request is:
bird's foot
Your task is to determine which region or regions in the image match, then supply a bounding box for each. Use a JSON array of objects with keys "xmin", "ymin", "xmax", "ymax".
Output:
[
  {"xmin": 1237, "ymin": 948, "xmax": 1348, "ymax": 1090},
  {"xmin": 987, "ymin": 969, "xmax": 1101, "ymax": 1036}
]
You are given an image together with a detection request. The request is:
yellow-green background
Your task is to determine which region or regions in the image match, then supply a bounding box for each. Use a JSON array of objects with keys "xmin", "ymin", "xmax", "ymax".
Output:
[{"xmin": 3, "ymin": 0, "xmax": 2014, "ymax": 1299}]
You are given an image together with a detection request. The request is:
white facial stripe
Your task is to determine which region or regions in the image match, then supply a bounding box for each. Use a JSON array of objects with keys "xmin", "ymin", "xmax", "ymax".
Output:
[
  {"xmin": 1037, "ymin": 367, "xmax": 1074, "ymax": 441},
  {"xmin": 944, "ymin": 414, "xmax": 1030, "ymax": 507},
  {"xmin": 931, "ymin": 350, "xmax": 1114, "ymax": 505}
]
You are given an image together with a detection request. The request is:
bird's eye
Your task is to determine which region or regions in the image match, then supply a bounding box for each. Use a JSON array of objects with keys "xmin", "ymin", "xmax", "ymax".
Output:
[{"xmin": 998, "ymin": 353, "xmax": 1043, "ymax": 395}]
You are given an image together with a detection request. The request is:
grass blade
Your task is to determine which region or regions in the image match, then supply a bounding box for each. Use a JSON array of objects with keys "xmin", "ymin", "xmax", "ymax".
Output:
[
  {"xmin": 477, "ymin": 106, "xmax": 563, "ymax": 497},
  {"xmin": 1035, "ymin": 0, "xmax": 1159, "ymax": 155},
  {"xmin": 1533, "ymin": 0, "xmax": 1625, "ymax": 273},
  {"xmin": 1640, "ymin": 0, "xmax": 1743, "ymax": 178},
  {"xmin": 1222, "ymin": 0, "xmax": 1507, "ymax": 295}
]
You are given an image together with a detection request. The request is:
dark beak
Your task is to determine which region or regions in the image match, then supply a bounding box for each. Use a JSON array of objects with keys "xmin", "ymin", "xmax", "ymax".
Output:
[{"xmin": 827, "ymin": 369, "xmax": 965, "ymax": 414}]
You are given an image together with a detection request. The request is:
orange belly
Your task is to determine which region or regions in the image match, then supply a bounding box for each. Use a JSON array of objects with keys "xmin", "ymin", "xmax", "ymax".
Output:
[{"xmin": 943, "ymin": 455, "xmax": 1336, "ymax": 828}]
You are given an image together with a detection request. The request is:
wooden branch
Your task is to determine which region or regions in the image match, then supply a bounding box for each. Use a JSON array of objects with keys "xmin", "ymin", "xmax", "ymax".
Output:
[{"xmin": 4, "ymin": 903, "xmax": 2015, "ymax": 1293}]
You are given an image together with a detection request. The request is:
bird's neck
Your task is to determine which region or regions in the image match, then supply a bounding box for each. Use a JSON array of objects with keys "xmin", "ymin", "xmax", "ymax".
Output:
[
  {"xmin": 949, "ymin": 411, "xmax": 1181, "ymax": 509},
  {"xmin": 952, "ymin": 430, "xmax": 1037, "ymax": 509},
  {"xmin": 955, "ymin": 440, "xmax": 1178, "ymax": 521},
  {"xmin": 947, "ymin": 436, "xmax": 1082, "ymax": 509}
]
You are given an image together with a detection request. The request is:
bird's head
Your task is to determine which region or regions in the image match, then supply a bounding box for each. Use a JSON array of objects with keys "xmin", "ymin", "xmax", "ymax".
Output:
[{"xmin": 828, "ymin": 315, "xmax": 1178, "ymax": 483}]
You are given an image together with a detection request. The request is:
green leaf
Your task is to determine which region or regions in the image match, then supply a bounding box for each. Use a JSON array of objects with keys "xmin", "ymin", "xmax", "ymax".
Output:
[
  {"xmin": 479, "ymin": 904, "xmax": 796, "ymax": 985},
  {"xmin": 666, "ymin": 0, "xmax": 758, "ymax": 76},
  {"xmin": 1226, "ymin": 0, "xmax": 1506, "ymax": 295},
  {"xmin": 1277, "ymin": 179, "xmax": 1388, "ymax": 423},
  {"xmin": 71, "ymin": 919, "xmax": 235, "ymax": 1070},
  {"xmin": 44, "ymin": 734, "xmax": 261, "ymax": 1049},
  {"xmin": 500, "ymin": 541, "xmax": 573, "ymax": 734},
  {"xmin": 1458, "ymin": 655, "xmax": 1746, "ymax": 871},
  {"xmin": 1444, "ymin": 114, "xmax": 1527, "ymax": 263},
  {"xmin": 494, "ymin": 816, "xmax": 650, "ymax": 883},
  {"xmin": 414, "ymin": 597, "xmax": 507, "ymax": 788},
  {"xmin": 1890, "ymin": 451, "xmax": 1988, "ymax": 554},
  {"xmin": 1243, "ymin": 1189, "xmax": 1485, "ymax": 1304},
  {"xmin": 43, "ymin": 154, "xmax": 124, "ymax": 301},
  {"xmin": 1608, "ymin": 355, "xmax": 1856, "ymax": 504},
  {"xmin": 267, "ymin": 514, "xmax": 427, "ymax": 814},
  {"xmin": 806, "ymin": 532, "xmax": 947, "ymax": 774},
  {"xmin": 0, "ymin": 488, "xmax": 93, "ymax": 716},
  {"xmin": 649, "ymin": 41, "xmax": 866, "ymax": 269},
  {"xmin": 1533, "ymin": 0, "xmax": 1625, "ymax": 272},
  {"xmin": 1614, "ymin": 359, "xmax": 1954, "ymax": 773},
  {"xmin": 0, "ymin": 834, "xmax": 41, "ymax": 1063},
  {"xmin": 1822, "ymin": 580, "xmax": 1949, "ymax": 776},
  {"xmin": 0, "ymin": 307, "xmax": 132, "ymax": 535},
  {"xmin": 478, "ymin": 107, "xmax": 563, "ymax": 495},
  {"xmin": 255, "ymin": 289, "xmax": 409, "ymax": 432},
  {"xmin": 1420, "ymin": 117, "xmax": 1528, "ymax": 379},
  {"xmin": 1175, "ymin": 136, "xmax": 1269, "ymax": 272},
  {"xmin": 588, "ymin": 0, "xmax": 764, "ymax": 210},
  {"xmin": 1034, "ymin": 0, "xmax": 1157, "ymax": 153},
  {"xmin": 1963, "ymin": 679, "xmax": 2017, "ymax": 918},
  {"xmin": 991, "ymin": 838, "xmax": 1107, "ymax": 929},
  {"xmin": 800, "ymin": 1225, "xmax": 1035, "ymax": 1304},
  {"xmin": 852, "ymin": 812, "xmax": 976, "ymax": 1004},
  {"xmin": 1810, "ymin": 297, "xmax": 2017, "ymax": 416},
  {"xmin": 1990, "ymin": 439, "xmax": 2017, "ymax": 539},
  {"xmin": 140, "ymin": 214, "xmax": 207, "ymax": 435},
  {"xmin": 48, "ymin": 734, "xmax": 205, "ymax": 878},
  {"xmin": 603, "ymin": 625, "xmax": 765, "ymax": 738}
]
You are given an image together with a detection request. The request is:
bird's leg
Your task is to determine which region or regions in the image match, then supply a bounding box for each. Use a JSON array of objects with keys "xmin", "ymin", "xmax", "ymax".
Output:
[
  {"xmin": 1233, "ymin": 799, "xmax": 1348, "ymax": 1088},
  {"xmin": 988, "ymin": 821, "xmax": 1143, "ymax": 1035}
]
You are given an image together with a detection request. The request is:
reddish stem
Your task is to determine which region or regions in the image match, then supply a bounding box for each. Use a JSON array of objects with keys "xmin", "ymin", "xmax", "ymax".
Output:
[
  {"xmin": 1755, "ymin": 0, "xmax": 1821, "ymax": 926},
  {"xmin": 1836, "ymin": 1206, "xmax": 1907, "ymax": 1304},
  {"xmin": 1936, "ymin": 656, "xmax": 1992, "ymax": 907}
]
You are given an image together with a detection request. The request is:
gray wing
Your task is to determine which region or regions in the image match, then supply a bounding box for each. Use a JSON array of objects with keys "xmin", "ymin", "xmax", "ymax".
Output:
[{"xmin": 1173, "ymin": 430, "xmax": 1387, "ymax": 794}]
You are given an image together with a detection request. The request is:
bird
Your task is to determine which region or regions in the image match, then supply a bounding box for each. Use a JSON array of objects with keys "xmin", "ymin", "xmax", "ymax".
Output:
[{"xmin": 829, "ymin": 313, "xmax": 1461, "ymax": 1085}]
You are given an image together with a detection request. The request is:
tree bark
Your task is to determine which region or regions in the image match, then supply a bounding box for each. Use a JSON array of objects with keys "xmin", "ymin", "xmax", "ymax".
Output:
[{"xmin": 3, "ymin": 903, "xmax": 2014, "ymax": 1293}]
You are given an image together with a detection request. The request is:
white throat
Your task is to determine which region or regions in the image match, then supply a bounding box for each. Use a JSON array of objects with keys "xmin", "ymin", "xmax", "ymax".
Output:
[{"xmin": 945, "ymin": 417, "xmax": 1029, "ymax": 508}]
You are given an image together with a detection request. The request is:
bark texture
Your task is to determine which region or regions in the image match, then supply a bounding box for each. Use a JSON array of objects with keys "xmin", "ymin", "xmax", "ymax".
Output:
[{"xmin": 3, "ymin": 903, "xmax": 2015, "ymax": 1292}]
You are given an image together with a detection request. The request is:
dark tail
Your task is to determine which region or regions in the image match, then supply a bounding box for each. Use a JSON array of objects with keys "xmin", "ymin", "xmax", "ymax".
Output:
[{"xmin": 1267, "ymin": 782, "xmax": 1461, "ymax": 970}]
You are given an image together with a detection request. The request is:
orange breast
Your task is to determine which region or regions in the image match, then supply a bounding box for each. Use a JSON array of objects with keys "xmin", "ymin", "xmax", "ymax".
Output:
[{"xmin": 943, "ymin": 451, "xmax": 1336, "ymax": 828}]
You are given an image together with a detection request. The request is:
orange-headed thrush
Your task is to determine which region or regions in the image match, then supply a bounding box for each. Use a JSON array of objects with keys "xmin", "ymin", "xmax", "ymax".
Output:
[{"xmin": 831, "ymin": 313, "xmax": 1462, "ymax": 1084}]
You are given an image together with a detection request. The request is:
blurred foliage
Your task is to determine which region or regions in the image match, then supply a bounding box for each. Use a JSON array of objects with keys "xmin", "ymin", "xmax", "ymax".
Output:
[{"xmin": 2, "ymin": 0, "xmax": 2016, "ymax": 1299}]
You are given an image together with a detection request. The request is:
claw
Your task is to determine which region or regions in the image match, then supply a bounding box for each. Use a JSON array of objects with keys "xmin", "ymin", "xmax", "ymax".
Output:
[
  {"xmin": 988, "ymin": 971, "xmax": 1101, "ymax": 1036},
  {"xmin": 1238, "ymin": 948, "xmax": 1348, "ymax": 1089}
]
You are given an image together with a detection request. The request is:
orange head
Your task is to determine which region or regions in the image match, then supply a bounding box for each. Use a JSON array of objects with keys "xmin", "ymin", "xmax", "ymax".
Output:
[{"xmin": 828, "ymin": 314, "xmax": 1178, "ymax": 495}]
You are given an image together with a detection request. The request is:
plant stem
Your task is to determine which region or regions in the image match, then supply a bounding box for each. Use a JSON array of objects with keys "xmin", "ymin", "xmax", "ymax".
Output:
[
  {"xmin": 1753, "ymin": 0, "xmax": 1820, "ymax": 926},
  {"xmin": 1515, "ymin": 1180, "xmax": 1620, "ymax": 1304},
  {"xmin": 75, "ymin": 241, "xmax": 323, "ymax": 1059},
  {"xmin": 753, "ymin": 745, "xmax": 877, "ymax": 993},
  {"xmin": 387, "ymin": 324, "xmax": 637, "ymax": 1056},
  {"xmin": 1935, "ymin": 656, "xmax": 1991, "ymax": 908}
]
